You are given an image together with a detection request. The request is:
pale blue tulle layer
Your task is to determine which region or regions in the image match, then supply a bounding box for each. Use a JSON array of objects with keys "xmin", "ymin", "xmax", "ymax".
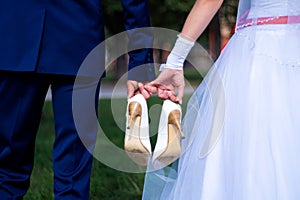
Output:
[{"xmin": 143, "ymin": 24, "xmax": 300, "ymax": 200}]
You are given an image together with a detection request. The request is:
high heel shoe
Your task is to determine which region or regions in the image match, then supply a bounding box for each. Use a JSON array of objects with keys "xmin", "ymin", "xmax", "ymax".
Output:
[
  {"xmin": 152, "ymin": 100, "xmax": 185, "ymax": 168},
  {"xmin": 124, "ymin": 94, "xmax": 152, "ymax": 166}
]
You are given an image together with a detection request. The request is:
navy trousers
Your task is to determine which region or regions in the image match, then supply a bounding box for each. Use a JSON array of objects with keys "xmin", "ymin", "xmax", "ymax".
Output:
[{"xmin": 0, "ymin": 71, "xmax": 99, "ymax": 199}]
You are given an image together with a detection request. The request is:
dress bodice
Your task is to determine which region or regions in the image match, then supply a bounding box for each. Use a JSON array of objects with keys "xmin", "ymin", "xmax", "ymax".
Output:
[{"xmin": 248, "ymin": 0, "xmax": 300, "ymax": 18}]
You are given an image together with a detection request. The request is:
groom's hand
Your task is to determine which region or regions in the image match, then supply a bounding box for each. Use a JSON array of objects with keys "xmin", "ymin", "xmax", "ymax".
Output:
[{"xmin": 127, "ymin": 80, "xmax": 151, "ymax": 99}]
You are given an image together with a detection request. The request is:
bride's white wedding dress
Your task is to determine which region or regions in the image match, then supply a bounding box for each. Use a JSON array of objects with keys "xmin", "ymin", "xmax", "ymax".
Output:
[{"xmin": 143, "ymin": 0, "xmax": 300, "ymax": 199}]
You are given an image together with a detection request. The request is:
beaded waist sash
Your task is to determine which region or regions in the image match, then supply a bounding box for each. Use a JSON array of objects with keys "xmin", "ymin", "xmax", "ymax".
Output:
[{"xmin": 237, "ymin": 15, "xmax": 300, "ymax": 30}]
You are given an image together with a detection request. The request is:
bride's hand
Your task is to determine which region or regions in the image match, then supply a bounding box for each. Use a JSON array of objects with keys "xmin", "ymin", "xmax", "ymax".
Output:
[{"xmin": 145, "ymin": 68, "xmax": 184, "ymax": 104}]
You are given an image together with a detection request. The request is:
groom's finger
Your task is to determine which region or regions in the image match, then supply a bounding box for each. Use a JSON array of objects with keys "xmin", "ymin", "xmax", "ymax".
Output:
[{"xmin": 127, "ymin": 80, "xmax": 138, "ymax": 98}]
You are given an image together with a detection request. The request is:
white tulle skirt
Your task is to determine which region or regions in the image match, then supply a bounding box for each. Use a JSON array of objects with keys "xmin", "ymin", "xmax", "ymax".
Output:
[{"xmin": 143, "ymin": 24, "xmax": 300, "ymax": 200}]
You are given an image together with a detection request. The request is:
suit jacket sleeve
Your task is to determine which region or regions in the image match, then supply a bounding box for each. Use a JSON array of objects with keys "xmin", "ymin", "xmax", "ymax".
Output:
[{"xmin": 121, "ymin": 0, "xmax": 155, "ymax": 82}]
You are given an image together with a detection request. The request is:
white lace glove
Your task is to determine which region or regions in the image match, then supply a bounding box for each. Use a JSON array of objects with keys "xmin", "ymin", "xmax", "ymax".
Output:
[
  {"xmin": 160, "ymin": 34, "xmax": 195, "ymax": 71},
  {"xmin": 145, "ymin": 35, "xmax": 195, "ymax": 104}
]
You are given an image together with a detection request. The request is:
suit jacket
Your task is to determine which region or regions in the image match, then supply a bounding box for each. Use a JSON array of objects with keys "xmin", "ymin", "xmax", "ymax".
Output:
[{"xmin": 0, "ymin": 0, "xmax": 154, "ymax": 81}]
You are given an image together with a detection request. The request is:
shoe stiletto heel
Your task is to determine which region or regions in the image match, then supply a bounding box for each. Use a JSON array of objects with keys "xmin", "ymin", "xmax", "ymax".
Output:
[
  {"xmin": 124, "ymin": 94, "xmax": 151, "ymax": 166},
  {"xmin": 152, "ymin": 100, "xmax": 185, "ymax": 168}
]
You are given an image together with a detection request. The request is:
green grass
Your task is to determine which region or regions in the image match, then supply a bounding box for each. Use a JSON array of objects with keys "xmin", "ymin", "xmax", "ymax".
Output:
[
  {"xmin": 24, "ymin": 96, "xmax": 192, "ymax": 200},
  {"xmin": 23, "ymin": 99, "xmax": 143, "ymax": 200}
]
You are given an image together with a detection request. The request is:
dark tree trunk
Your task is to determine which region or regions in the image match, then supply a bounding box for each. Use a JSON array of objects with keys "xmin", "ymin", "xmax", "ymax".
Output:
[{"xmin": 208, "ymin": 11, "xmax": 221, "ymax": 61}]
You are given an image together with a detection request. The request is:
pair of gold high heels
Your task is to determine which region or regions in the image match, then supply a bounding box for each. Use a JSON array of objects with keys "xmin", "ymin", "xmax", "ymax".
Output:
[{"xmin": 124, "ymin": 94, "xmax": 185, "ymax": 167}]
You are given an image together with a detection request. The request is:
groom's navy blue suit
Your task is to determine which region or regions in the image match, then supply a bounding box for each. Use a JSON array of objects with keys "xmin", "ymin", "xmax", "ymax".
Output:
[{"xmin": 0, "ymin": 0, "xmax": 154, "ymax": 199}]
